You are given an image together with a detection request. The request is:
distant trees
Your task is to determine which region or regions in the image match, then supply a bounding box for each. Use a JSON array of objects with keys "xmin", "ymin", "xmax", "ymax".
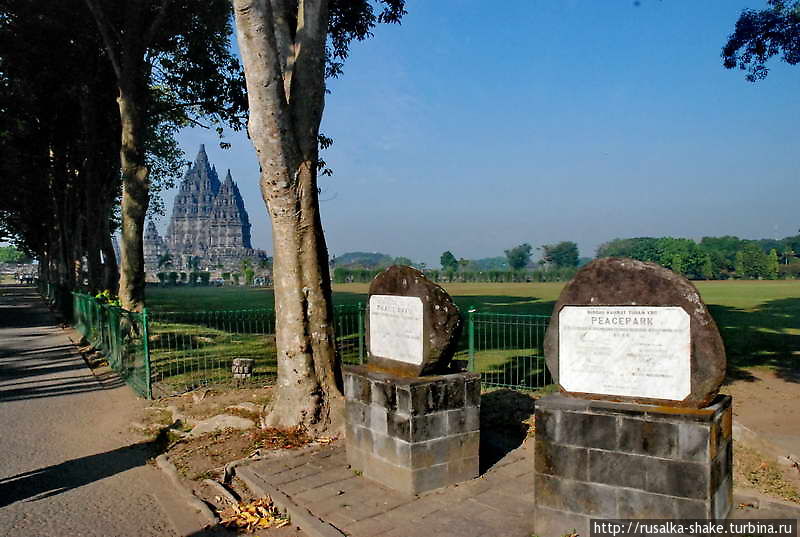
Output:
[
  {"xmin": 440, "ymin": 251, "xmax": 458, "ymax": 272},
  {"xmin": 332, "ymin": 252, "xmax": 394, "ymax": 269},
  {"xmin": 722, "ymin": 0, "xmax": 800, "ymax": 82},
  {"xmin": 0, "ymin": 246, "xmax": 29, "ymax": 264},
  {"xmin": 540, "ymin": 241, "xmax": 579, "ymax": 268},
  {"xmin": 505, "ymin": 243, "xmax": 533, "ymax": 271},
  {"xmin": 597, "ymin": 234, "xmax": 797, "ymax": 279}
]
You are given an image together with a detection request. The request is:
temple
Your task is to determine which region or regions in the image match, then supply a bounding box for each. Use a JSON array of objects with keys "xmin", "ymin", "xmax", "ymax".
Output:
[{"xmin": 144, "ymin": 145, "xmax": 268, "ymax": 274}]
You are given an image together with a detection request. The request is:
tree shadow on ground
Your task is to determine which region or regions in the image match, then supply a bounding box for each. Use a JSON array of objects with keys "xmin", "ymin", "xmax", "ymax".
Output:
[
  {"xmin": 0, "ymin": 437, "xmax": 160, "ymax": 508},
  {"xmin": 478, "ymin": 389, "xmax": 537, "ymax": 473},
  {"xmin": 0, "ymin": 349, "xmax": 125, "ymax": 401},
  {"xmin": 710, "ymin": 297, "xmax": 800, "ymax": 384}
]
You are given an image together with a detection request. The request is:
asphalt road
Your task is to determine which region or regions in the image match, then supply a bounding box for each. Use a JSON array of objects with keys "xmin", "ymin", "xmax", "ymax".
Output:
[{"xmin": 0, "ymin": 285, "xmax": 204, "ymax": 537}]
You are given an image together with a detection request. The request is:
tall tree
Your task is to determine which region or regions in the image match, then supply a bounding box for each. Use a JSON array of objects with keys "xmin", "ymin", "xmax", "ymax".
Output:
[
  {"xmin": 723, "ymin": 0, "xmax": 800, "ymax": 81},
  {"xmin": 505, "ymin": 243, "xmax": 533, "ymax": 271},
  {"xmin": 540, "ymin": 241, "xmax": 579, "ymax": 268},
  {"xmin": 440, "ymin": 251, "xmax": 458, "ymax": 272},
  {"xmin": 85, "ymin": 0, "xmax": 246, "ymax": 311},
  {"xmin": 233, "ymin": 0, "xmax": 406, "ymax": 430},
  {"xmin": 0, "ymin": 0, "xmax": 121, "ymax": 294}
]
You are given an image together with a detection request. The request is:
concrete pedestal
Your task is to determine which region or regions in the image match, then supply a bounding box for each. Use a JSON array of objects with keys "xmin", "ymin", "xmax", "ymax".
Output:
[
  {"xmin": 533, "ymin": 394, "xmax": 733, "ymax": 537},
  {"xmin": 343, "ymin": 365, "xmax": 480, "ymax": 495}
]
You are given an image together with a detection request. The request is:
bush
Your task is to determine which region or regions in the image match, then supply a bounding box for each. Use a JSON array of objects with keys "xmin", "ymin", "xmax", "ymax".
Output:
[
  {"xmin": 198, "ymin": 272, "xmax": 211, "ymax": 286},
  {"xmin": 167, "ymin": 271, "xmax": 178, "ymax": 285}
]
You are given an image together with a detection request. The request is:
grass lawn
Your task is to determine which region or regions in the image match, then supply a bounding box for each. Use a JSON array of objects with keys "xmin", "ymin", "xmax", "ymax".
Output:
[{"xmin": 145, "ymin": 280, "xmax": 799, "ymax": 392}]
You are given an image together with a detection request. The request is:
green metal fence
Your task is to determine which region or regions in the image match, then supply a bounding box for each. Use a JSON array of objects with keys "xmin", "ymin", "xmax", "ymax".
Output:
[
  {"xmin": 72, "ymin": 293, "xmax": 152, "ymax": 398},
  {"xmin": 466, "ymin": 309, "xmax": 552, "ymax": 390},
  {"xmin": 148, "ymin": 304, "xmax": 364, "ymax": 397},
  {"xmin": 65, "ymin": 290, "xmax": 551, "ymax": 398}
]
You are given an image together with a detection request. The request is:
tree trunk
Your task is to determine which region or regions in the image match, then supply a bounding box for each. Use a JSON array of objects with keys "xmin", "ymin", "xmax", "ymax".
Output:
[
  {"xmin": 116, "ymin": 79, "xmax": 149, "ymax": 312},
  {"xmin": 262, "ymin": 161, "xmax": 342, "ymax": 430},
  {"xmin": 101, "ymin": 216, "xmax": 119, "ymax": 293},
  {"xmin": 234, "ymin": 0, "xmax": 342, "ymax": 432}
]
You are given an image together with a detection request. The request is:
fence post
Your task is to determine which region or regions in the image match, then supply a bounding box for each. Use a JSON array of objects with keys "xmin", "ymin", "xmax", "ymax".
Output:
[
  {"xmin": 141, "ymin": 307, "xmax": 152, "ymax": 399},
  {"xmin": 467, "ymin": 306, "xmax": 476, "ymax": 372},
  {"xmin": 357, "ymin": 302, "xmax": 365, "ymax": 364}
]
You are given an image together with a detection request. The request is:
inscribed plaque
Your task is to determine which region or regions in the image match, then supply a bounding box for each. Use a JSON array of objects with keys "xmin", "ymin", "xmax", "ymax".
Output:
[
  {"xmin": 369, "ymin": 295, "xmax": 424, "ymax": 365},
  {"xmin": 559, "ymin": 306, "xmax": 690, "ymax": 400}
]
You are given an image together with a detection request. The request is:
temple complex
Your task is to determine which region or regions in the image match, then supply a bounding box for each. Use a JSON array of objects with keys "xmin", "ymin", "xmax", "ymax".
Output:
[{"xmin": 144, "ymin": 145, "xmax": 268, "ymax": 275}]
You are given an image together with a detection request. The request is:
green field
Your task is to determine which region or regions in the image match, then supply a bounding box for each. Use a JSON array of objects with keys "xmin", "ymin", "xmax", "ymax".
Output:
[{"xmin": 144, "ymin": 280, "xmax": 799, "ymax": 394}]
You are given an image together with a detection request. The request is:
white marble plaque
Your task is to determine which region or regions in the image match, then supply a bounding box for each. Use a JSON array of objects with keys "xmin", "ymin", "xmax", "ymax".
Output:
[
  {"xmin": 559, "ymin": 306, "xmax": 690, "ymax": 400},
  {"xmin": 369, "ymin": 295, "xmax": 424, "ymax": 365}
]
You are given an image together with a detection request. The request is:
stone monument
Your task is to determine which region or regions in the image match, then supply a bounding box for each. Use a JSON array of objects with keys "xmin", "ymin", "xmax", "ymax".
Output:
[
  {"xmin": 534, "ymin": 258, "xmax": 733, "ymax": 536},
  {"xmin": 344, "ymin": 265, "xmax": 480, "ymax": 495}
]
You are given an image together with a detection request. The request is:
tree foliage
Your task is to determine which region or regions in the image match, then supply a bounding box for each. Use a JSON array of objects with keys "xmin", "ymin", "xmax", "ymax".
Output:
[
  {"xmin": 541, "ymin": 241, "xmax": 579, "ymax": 268},
  {"xmin": 505, "ymin": 243, "xmax": 533, "ymax": 271},
  {"xmin": 440, "ymin": 251, "xmax": 458, "ymax": 272},
  {"xmin": 722, "ymin": 0, "xmax": 800, "ymax": 81},
  {"xmin": 0, "ymin": 246, "xmax": 29, "ymax": 263},
  {"xmin": 597, "ymin": 233, "xmax": 798, "ymax": 279},
  {"xmin": 85, "ymin": 0, "xmax": 247, "ymax": 311}
]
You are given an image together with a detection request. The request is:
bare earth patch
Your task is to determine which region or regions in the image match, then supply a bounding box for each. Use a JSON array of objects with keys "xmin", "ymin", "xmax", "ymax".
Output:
[
  {"xmin": 168, "ymin": 427, "xmax": 312, "ymax": 481},
  {"xmin": 734, "ymin": 443, "xmax": 800, "ymax": 503},
  {"xmin": 721, "ymin": 367, "xmax": 800, "ymax": 458}
]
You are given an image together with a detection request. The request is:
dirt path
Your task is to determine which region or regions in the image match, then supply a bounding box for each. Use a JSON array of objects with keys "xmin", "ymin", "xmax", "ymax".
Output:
[
  {"xmin": 722, "ymin": 367, "xmax": 800, "ymax": 459},
  {"xmin": 0, "ymin": 285, "xmax": 212, "ymax": 537}
]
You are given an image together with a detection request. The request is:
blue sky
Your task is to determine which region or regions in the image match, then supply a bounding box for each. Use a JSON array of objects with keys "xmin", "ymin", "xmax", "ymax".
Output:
[{"xmin": 168, "ymin": 0, "xmax": 799, "ymax": 267}]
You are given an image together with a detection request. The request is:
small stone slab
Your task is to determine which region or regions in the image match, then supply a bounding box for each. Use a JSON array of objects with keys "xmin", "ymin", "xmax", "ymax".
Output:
[
  {"xmin": 544, "ymin": 258, "xmax": 725, "ymax": 407},
  {"xmin": 367, "ymin": 265, "xmax": 462, "ymax": 377},
  {"xmin": 189, "ymin": 414, "xmax": 256, "ymax": 437}
]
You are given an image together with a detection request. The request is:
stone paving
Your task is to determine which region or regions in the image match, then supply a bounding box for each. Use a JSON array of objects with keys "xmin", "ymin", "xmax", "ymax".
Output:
[
  {"xmin": 238, "ymin": 439, "xmax": 537, "ymax": 537},
  {"xmin": 238, "ymin": 433, "xmax": 800, "ymax": 537}
]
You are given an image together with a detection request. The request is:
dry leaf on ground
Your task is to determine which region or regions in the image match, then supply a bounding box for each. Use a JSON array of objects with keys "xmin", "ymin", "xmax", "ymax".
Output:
[{"xmin": 219, "ymin": 497, "xmax": 289, "ymax": 531}]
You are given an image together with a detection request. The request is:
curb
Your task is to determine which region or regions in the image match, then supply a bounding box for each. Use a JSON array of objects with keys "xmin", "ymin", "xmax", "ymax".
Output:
[
  {"xmin": 236, "ymin": 464, "xmax": 346, "ymax": 537},
  {"xmin": 155, "ymin": 454, "xmax": 219, "ymax": 527}
]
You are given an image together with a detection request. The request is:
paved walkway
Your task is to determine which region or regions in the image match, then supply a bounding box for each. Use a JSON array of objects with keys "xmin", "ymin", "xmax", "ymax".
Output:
[
  {"xmin": 0, "ymin": 285, "xmax": 211, "ymax": 537},
  {"xmin": 238, "ymin": 431, "xmax": 800, "ymax": 537},
  {"xmin": 239, "ymin": 440, "xmax": 538, "ymax": 537}
]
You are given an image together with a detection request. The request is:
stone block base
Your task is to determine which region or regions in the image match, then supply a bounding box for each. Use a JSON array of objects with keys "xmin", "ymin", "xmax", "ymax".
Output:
[
  {"xmin": 533, "ymin": 394, "xmax": 733, "ymax": 536},
  {"xmin": 343, "ymin": 365, "xmax": 480, "ymax": 495}
]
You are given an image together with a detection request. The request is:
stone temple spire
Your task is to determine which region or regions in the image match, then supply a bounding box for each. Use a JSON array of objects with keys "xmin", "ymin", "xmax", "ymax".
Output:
[
  {"xmin": 210, "ymin": 169, "xmax": 252, "ymax": 249},
  {"xmin": 157, "ymin": 145, "xmax": 264, "ymax": 272}
]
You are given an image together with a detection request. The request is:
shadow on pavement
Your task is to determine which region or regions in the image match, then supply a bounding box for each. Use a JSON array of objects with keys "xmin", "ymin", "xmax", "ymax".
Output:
[
  {"xmin": 478, "ymin": 389, "xmax": 536, "ymax": 473},
  {"xmin": 0, "ymin": 375, "xmax": 125, "ymax": 402},
  {"xmin": 0, "ymin": 440, "xmax": 156, "ymax": 508}
]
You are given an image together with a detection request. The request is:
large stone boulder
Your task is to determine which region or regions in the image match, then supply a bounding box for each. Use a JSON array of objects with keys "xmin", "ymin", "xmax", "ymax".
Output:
[
  {"xmin": 544, "ymin": 258, "xmax": 726, "ymax": 407},
  {"xmin": 366, "ymin": 265, "xmax": 462, "ymax": 377}
]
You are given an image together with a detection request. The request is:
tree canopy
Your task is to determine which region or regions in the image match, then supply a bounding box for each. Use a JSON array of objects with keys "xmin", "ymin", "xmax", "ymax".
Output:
[
  {"xmin": 723, "ymin": 0, "xmax": 800, "ymax": 81},
  {"xmin": 540, "ymin": 241, "xmax": 579, "ymax": 268},
  {"xmin": 597, "ymin": 234, "xmax": 798, "ymax": 280},
  {"xmin": 505, "ymin": 243, "xmax": 533, "ymax": 271},
  {"xmin": 440, "ymin": 251, "xmax": 458, "ymax": 272}
]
